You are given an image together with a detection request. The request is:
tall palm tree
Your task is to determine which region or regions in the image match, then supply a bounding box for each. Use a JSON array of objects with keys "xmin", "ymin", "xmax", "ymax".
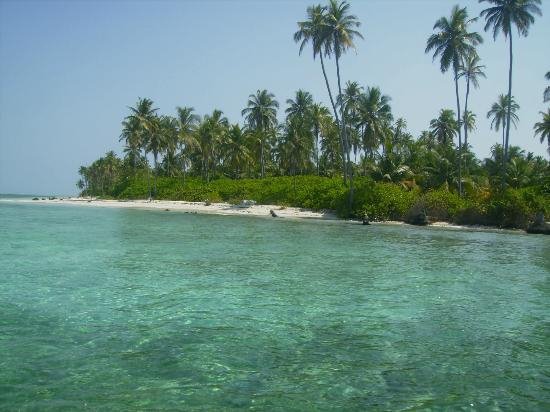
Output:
[
  {"xmin": 458, "ymin": 51, "xmax": 486, "ymax": 147},
  {"xmin": 533, "ymin": 109, "xmax": 550, "ymax": 156},
  {"xmin": 241, "ymin": 89, "xmax": 278, "ymax": 178},
  {"xmin": 479, "ymin": 0, "xmax": 542, "ymax": 162},
  {"xmin": 294, "ymin": 4, "xmax": 346, "ymax": 181},
  {"xmin": 430, "ymin": 109, "xmax": 458, "ymax": 145},
  {"xmin": 324, "ymin": 0, "xmax": 363, "ymax": 186},
  {"xmin": 426, "ymin": 5, "xmax": 482, "ymax": 195},
  {"xmin": 487, "ymin": 94, "xmax": 520, "ymax": 149}
]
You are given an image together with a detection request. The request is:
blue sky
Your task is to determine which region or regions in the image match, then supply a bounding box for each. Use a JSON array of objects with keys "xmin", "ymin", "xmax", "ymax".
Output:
[{"xmin": 1, "ymin": 0, "xmax": 548, "ymax": 195}]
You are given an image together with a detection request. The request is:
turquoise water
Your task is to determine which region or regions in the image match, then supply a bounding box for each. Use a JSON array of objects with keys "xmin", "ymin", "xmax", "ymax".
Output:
[{"xmin": 1, "ymin": 200, "xmax": 549, "ymax": 410}]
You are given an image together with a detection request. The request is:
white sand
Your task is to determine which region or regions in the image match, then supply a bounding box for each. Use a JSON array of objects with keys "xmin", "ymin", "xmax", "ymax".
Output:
[{"xmin": 15, "ymin": 197, "xmax": 338, "ymax": 220}]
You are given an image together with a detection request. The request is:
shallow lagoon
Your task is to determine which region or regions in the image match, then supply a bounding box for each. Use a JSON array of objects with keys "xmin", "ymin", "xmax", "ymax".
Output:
[{"xmin": 1, "ymin": 201, "xmax": 549, "ymax": 410}]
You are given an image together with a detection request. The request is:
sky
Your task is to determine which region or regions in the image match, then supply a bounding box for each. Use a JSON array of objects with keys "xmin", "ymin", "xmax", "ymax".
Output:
[{"xmin": 0, "ymin": 0, "xmax": 549, "ymax": 195}]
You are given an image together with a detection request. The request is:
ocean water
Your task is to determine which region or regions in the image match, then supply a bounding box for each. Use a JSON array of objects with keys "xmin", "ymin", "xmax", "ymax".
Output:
[{"xmin": 1, "ymin": 200, "xmax": 549, "ymax": 410}]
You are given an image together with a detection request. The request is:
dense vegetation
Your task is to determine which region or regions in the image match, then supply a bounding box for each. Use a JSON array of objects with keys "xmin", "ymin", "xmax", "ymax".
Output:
[{"xmin": 78, "ymin": 0, "xmax": 549, "ymax": 228}]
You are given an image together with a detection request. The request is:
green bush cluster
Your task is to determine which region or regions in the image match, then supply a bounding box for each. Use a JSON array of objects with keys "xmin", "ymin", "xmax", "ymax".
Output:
[{"xmin": 108, "ymin": 175, "xmax": 548, "ymax": 229}]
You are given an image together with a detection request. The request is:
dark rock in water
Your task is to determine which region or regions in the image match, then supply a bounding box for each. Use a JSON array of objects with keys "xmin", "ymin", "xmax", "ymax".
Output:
[
  {"xmin": 32, "ymin": 197, "xmax": 39, "ymax": 201},
  {"xmin": 362, "ymin": 214, "xmax": 370, "ymax": 225},
  {"xmin": 165, "ymin": 209, "xmax": 170, "ymax": 212},
  {"xmin": 270, "ymin": 209, "xmax": 278, "ymax": 217},
  {"xmin": 408, "ymin": 211, "xmax": 429, "ymax": 226},
  {"xmin": 41, "ymin": 198, "xmax": 45, "ymax": 200},
  {"xmin": 48, "ymin": 196, "xmax": 57, "ymax": 200},
  {"xmin": 526, "ymin": 213, "xmax": 550, "ymax": 235}
]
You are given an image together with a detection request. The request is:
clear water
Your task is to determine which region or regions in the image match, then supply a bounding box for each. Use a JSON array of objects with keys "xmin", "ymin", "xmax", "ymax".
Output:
[{"xmin": 1, "ymin": 201, "xmax": 549, "ymax": 410}]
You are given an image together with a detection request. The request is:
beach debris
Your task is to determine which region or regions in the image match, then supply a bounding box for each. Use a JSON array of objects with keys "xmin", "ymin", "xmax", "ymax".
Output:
[
  {"xmin": 237, "ymin": 199, "xmax": 256, "ymax": 208},
  {"xmin": 48, "ymin": 196, "xmax": 57, "ymax": 200},
  {"xmin": 165, "ymin": 208, "xmax": 170, "ymax": 212},
  {"xmin": 362, "ymin": 214, "xmax": 370, "ymax": 225},
  {"xmin": 204, "ymin": 200, "xmax": 211, "ymax": 206},
  {"xmin": 41, "ymin": 198, "xmax": 45, "ymax": 200},
  {"xmin": 526, "ymin": 212, "xmax": 550, "ymax": 235},
  {"xmin": 270, "ymin": 209, "xmax": 278, "ymax": 217},
  {"xmin": 32, "ymin": 197, "xmax": 39, "ymax": 201}
]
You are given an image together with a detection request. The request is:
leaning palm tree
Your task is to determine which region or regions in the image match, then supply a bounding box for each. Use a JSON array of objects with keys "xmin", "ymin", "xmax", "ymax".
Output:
[
  {"xmin": 458, "ymin": 51, "xmax": 486, "ymax": 147},
  {"xmin": 426, "ymin": 5, "xmax": 482, "ymax": 195},
  {"xmin": 324, "ymin": 0, "xmax": 363, "ymax": 184},
  {"xmin": 533, "ymin": 109, "xmax": 550, "ymax": 156},
  {"xmin": 241, "ymin": 90, "xmax": 279, "ymax": 178},
  {"xmin": 479, "ymin": 0, "xmax": 542, "ymax": 162},
  {"xmin": 487, "ymin": 94, "xmax": 520, "ymax": 149},
  {"xmin": 294, "ymin": 4, "xmax": 346, "ymax": 181}
]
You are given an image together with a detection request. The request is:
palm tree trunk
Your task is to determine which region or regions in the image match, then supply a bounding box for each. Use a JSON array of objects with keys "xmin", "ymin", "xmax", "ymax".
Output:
[
  {"xmin": 315, "ymin": 125, "xmax": 320, "ymax": 176},
  {"xmin": 464, "ymin": 77, "xmax": 470, "ymax": 147},
  {"xmin": 320, "ymin": 53, "xmax": 346, "ymax": 184},
  {"xmin": 504, "ymin": 30, "xmax": 513, "ymax": 165},
  {"xmin": 145, "ymin": 150, "xmax": 151, "ymax": 200},
  {"xmin": 153, "ymin": 152, "xmax": 158, "ymax": 198},
  {"xmin": 335, "ymin": 48, "xmax": 354, "ymax": 210},
  {"xmin": 453, "ymin": 66, "xmax": 462, "ymax": 196}
]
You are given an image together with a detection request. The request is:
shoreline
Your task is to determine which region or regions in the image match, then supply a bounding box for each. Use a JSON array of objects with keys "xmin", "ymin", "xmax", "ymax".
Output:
[{"xmin": 1, "ymin": 197, "xmax": 527, "ymax": 234}]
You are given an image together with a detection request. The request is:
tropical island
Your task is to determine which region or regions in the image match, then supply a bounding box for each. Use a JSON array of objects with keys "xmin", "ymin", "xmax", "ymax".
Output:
[{"xmin": 75, "ymin": 0, "xmax": 549, "ymax": 230}]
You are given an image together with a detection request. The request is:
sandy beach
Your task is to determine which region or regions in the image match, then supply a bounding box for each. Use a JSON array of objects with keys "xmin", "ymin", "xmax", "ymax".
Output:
[
  {"xmin": 2, "ymin": 197, "xmax": 528, "ymax": 233},
  {"xmin": 12, "ymin": 197, "xmax": 338, "ymax": 220}
]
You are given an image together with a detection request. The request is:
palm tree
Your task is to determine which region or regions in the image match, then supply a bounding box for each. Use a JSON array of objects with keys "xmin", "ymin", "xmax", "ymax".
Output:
[
  {"xmin": 119, "ymin": 115, "xmax": 142, "ymax": 170},
  {"xmin": 176, "ymin": 106, "xmax": 200, "ymax": 182},
  {"xmin": 324, "ymin": 0, "xmax": 363, "ymax": 186},
  {"xmin": 430, "ymin": 109, "xmax": 458, "ymax": 145},
  {"xmin": 285, "ymin": 90, "xmax": 314, "ymax": 121},
  {"xmin": 544, "ymin": 71, "xmax": 550, "ymax": 103},
  {"xmin": 356, "ymin": 87, "xmax": 393, "ymax": 158},
  {"xmin": 197, "ymin": 110, "xmax": 228, "ymax": 182},
  {"xmin": 310, "ymin": 103, "xmax": 331, "ymax": 175},
  {"xmin": 146, "ymin": 115, "xmax": 172, "ymax": 197},
  {"xmin": 479, "ymin": 0, "xmax": 542, "ymax": 162},
  {"xmin": 534, "ymin": 109, "xmax": 550, "ymax": 156},
  {"xmin": 223, "ymin": 125, "xmax": 253, "ymax": 178},
  {"xmin": 127, "ymin": 98, "xmax": 158, "ymax": 198},
  {"xmin": 458, "ymin": 51, "xmax": 486, "ymax": 147},
  {"xmin": 241, "ymin": 90, "xmax": 279, "ymax": 178},
  {"xmin": 426, "ymin": 5, "xmax": 482, "ymax": 195},
  {"xmin": 462, "ymin": 110, "xmax": 477, "ymax": 141},
  {"xmin": 487, "ymin": 94, "xmax": 520, "ymax": 149},
  {"xmin": 294, "ymin": 4, "xmax": 346, "ymax": 181}
]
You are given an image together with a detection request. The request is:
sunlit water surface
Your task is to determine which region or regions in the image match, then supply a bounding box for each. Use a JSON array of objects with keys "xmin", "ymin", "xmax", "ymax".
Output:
[{"xmin": 1, "ymin": 199, "xmax": 549, "ymax": 410}]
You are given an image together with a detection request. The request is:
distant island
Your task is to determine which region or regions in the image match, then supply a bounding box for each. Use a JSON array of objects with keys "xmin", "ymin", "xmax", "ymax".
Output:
[{"xmin": 76, "ymin": 0, "xmax": 549, "ymax": 231}]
